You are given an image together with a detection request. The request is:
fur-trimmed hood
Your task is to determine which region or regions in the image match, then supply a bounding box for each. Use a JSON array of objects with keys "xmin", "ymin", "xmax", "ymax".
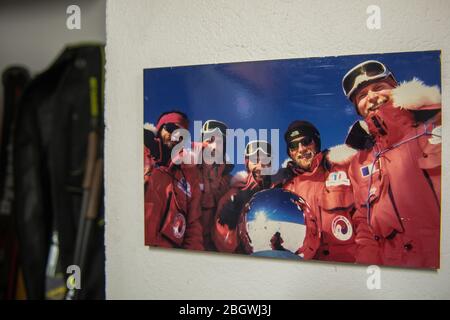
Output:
[
  {"xmin": 144, "ymin": 122, "xmax": 157, "ymax": 134},
  {"xmin": 392, "ymin": 78, "xmax": 441, "ymax": 110},
  {"xmin": 325, "ymin": 144, "xmax": 358, "ymax": 165},
  {"xmin": 345, "ymin": 78, "xmax": 441, "ymax": 150}
]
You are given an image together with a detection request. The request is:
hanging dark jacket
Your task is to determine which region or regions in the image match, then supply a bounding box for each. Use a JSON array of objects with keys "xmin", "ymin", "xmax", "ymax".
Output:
[{"xmin": 14, "ymin": 44, "xmax": 105, "ymax": 299}]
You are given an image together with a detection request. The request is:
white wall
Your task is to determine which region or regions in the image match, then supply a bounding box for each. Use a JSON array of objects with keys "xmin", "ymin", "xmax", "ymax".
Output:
[{"xmin": 105, "ymin": 0, "xmax": 450, "ymax": 299}]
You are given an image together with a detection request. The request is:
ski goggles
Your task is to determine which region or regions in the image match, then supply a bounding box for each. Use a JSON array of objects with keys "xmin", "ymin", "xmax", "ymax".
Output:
[
  {"xmin": 288, "ymin": 136, "xmax": 313, "ymax": 151},
  {"xmin": 245, "ymin": 140, "xmax": 271, "ymax": 157},
  {"xmin": 201, "ymin": 120, "xmax": 228, "ymax": 136},
  {"xmin": 342, "ymin": 60, "xmax": 395, "ymax": 100}
]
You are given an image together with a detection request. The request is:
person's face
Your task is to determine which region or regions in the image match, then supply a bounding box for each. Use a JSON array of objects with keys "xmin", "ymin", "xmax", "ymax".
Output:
[
  {"xmin": 354, "ymin": 81, "xmax": 395, "ymax": 118},
  {"xmin": 160, "ymin": 124, "xmax": 181, "ymax": 149},
  {"xmin": 288, "ymin": 136, "xmax": 317, "ymax": 171},
  {"xmin": 247, "ymin": 153, "xmax": 271, "ymax": 184},
  {"xmin": 203, "ymin": 134, "xmax": 225, "ymax": 161}
]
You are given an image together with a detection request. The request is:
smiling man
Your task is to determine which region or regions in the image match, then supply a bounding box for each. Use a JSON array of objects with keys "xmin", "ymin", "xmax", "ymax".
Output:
[
  {"xmin": 144, "ymin": 111, "xmax": 189, "ymax": 185},
  {"xmin": 342, "ymin": 60, "xmax": 442, "ymax": 268},
  {"xmin": 144, "ymin": 111, "xmax": 204, "ymax": 251},
  {"xmin": 285, "ymin": 121, "xmax": 320, "ymax": 172},
  {"xmin": 282, "ymin": 121, "xmax": 358, "ymax": 262}
]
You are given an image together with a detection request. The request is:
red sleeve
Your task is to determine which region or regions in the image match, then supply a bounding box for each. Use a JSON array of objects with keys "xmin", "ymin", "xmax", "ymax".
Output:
[
  {"xmin": 347, "ymin": 161, "xmax": 381, "ymax": 265},
  {"xmin": 182, "ymin": 168, "xmax": 204, "ymax": 251},
  {"xmin": 144, "ymin": 169, "xmax": 167, "ymax": 246},
  {"xmin": 212, "ymin": 188, "xmax": 240, "ymax": 253},
  {"xmin": 144, "ymin": 179, "xmax": 159, "ymax": 246},
  {"xmin": 215, "ymin": 188, "xmax": 238, "ymax": 220}
]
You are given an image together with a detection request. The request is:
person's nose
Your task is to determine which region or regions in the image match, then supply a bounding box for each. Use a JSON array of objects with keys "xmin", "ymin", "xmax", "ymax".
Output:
[
  {"xmin": 367, "ymin": 90, "xmax": 378, "ymax": 103},
  {"xmin": 296, "ymin": 143, "xmax": 307, "ymax": 153}
]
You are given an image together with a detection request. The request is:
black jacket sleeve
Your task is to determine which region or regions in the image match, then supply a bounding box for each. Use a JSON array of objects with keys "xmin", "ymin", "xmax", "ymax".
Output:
[{"xmin": 218, "ymin": 189, "xmax": 259, "ymax": 230}]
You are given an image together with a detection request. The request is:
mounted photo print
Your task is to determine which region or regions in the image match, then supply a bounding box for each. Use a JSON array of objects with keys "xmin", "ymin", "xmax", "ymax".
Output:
[{"xmin": 143, "ymin": 50, "xmax": 442, "ymax": 269}]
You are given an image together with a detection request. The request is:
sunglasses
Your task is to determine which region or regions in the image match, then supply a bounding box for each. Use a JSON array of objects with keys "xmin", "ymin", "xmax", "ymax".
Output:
[
  {"xmin": 288, "ymin": 136, "xmax": 313, "ymax": 151},
  {"xmin": 162, "ymin": 123, "xmax": 180, "ymax": 134},
  {"xmin": 245, "ymin": 140, "xmax": 271, "ymax": 157}
]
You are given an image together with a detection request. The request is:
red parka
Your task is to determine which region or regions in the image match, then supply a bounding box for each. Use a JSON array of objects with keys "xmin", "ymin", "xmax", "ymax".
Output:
[
  {"xmin": 198, "ymin": 162, "xmax": 233, "ymax": 250},
  {"xmin": 348, "ymin": 79, "xmax": 441, "ymax": 268},
  {"xmin": 283, "ymin": 147, "xmax": 358, "ymax": 262},
  {"xmin": 144, "ymin": 161, "xmax": 204, "ymax": 251}
]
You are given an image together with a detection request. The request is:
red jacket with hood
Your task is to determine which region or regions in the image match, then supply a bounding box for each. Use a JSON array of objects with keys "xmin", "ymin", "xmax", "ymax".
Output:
[
  {"xmin": 195, "ymin": 140, "xmax": 234, "ymax": 250},
  {"xmin": 144, "ymin": 149, "xmax": 204, "ymax": 250},
  {"xmin": 348, "ymin": 79, "xmax": 441, "ymax": 269}
]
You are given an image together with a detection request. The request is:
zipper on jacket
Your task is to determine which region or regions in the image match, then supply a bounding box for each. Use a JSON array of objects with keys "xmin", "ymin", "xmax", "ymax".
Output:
[
  {"xmin": 422, "ymin": 169, "xmax": 440, "ymax": 210},
  {"xmin": 159, "ymin": 191, "xmax": 173, "ymax": 231},
  {"xmin": 371, "ymin": 116, "xmax": 387, "ymax": 136},
  {"xmin": 387, "ymin": 185, "xmax": 405, "ymax": 233}
]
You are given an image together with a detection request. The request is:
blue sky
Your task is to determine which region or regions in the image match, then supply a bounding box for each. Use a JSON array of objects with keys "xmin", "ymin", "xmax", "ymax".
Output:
[
  {"xmin": 246, "ymin": 189, "xmax": 305, "ymax": 225},
  {"xmin": 144, "ymin": 50, "xmax": 441, "ymax": 173}
]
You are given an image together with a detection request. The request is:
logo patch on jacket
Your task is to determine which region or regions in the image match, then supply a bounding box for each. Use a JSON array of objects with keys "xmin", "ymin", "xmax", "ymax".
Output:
[
  {"xmin": 177, "ymin": 178, "xmax": 192, "ymax": 197},
  {"xmin": 360, "ymin": 161, "xmax": 380, "ymax": 178},
  {"xmin": 331, "ymin": 216, "xmax": 353, "ymax": 241},
  {"xmin": 172, "ymin": 212, "xmax": 186, "ymax": 239},
  {"xmin": 325, "ymin": 171, "xmax": 350, "ymax": 187}
]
